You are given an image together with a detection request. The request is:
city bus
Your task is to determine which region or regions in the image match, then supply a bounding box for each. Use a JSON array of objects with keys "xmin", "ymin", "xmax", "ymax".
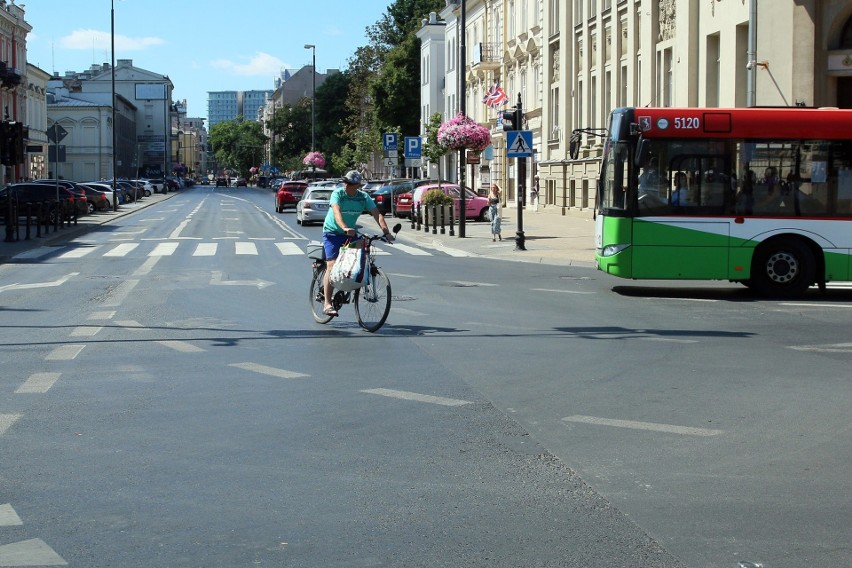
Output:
[{"xmin": 579, "ymin": 106, "xmax": 852, "ymax": 297}]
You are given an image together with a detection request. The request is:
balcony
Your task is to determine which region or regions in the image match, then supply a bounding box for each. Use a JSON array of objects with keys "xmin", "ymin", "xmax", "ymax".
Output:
[{"xmin": 471, "ymin": 43, "xmax": 501, "ymax": 71}]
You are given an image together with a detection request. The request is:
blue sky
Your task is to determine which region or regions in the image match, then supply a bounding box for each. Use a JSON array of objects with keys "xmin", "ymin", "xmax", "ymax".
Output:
[{"xmin": 23, "ymin": 0, "xmax": 395, "ymax": 121}]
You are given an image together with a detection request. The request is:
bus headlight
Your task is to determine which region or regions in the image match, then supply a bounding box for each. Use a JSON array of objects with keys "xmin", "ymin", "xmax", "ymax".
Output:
[{"xmin": 602, "ymin": 244, "xmax": 630, "ymax": 257}]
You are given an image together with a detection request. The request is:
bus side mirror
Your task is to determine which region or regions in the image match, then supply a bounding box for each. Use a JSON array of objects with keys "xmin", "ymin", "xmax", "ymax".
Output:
[{"xmin": 568, "ymin": 131, "xmax": 581, "ymax": 160}]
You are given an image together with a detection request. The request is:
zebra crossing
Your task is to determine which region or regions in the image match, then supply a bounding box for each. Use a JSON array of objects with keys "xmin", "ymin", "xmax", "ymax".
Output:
[{"xmin": 17, "ymin": 239, "xmax": 438, "ymax": 261}]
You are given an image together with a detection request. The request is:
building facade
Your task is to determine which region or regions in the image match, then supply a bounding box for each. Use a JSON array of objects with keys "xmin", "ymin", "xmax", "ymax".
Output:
[
  {"xmin": 1, "ymin": 0, "xmax": 30, "ymax": 184},
  {"xmin": 422, "ymin": 0, "xmax": 852, "ymax": 218},
  {"xmin": 207, "ymin": 89, "xmax": 274, "ymax": 129}
]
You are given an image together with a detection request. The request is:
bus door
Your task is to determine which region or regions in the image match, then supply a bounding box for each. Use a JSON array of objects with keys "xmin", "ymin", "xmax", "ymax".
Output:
[{"xmin": 631, "ymin": 154, "xmax": 733, "ymax": 280}]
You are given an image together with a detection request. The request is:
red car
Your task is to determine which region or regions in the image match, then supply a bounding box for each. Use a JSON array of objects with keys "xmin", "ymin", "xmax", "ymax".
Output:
[{"xmin": 275, "ymin": 181, "xmax": 308, "ymax": 213}]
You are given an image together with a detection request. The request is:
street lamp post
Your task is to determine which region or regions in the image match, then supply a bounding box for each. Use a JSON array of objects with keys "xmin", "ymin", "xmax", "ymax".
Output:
[
  {"xmin": 111, "ymin": 0, "xmax": 118, "ymax": 210},
  {"xmin": 304, "ymin": 44, "xmax": 316, "ymax": 151}
]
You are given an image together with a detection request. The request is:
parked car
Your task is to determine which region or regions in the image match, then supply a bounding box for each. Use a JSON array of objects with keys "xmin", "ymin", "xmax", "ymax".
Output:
[
  {"xmin": 77, "ymin": 183, "xmax": 111, "ymax": 212},
  {"xmin": 1, "ymin": 183, "xmax": 85, "ymax": 223},
  {"xmin": 79, "ymin": 182, "xmax": 118, "ymax": 209},
  {"xmin": 411, "ymin": 183, "xmax": 490, "ymax": 221},
  {"xmin": 236, "ymin": 178, "xmax": 248, "ymax": 187},
  {"xmin": 215, "ymin": 177, "xmax": 228, "ymax": 187},
  {"xmin": 368, "ymin": 180, "xmax": 418, "ymax": 216},
  {"xmin": 296, "ymin": 186, "xmax": 333, "ymax": 225},
  {"xmin": 275, "ymin": 181, "xmax": 308, "ymax": 212}
]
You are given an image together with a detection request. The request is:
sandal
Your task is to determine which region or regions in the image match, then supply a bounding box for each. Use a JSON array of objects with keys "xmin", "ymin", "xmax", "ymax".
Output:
[{"xmin": 323, "ymin": 305, "xmax": 338, "ymax": 316}]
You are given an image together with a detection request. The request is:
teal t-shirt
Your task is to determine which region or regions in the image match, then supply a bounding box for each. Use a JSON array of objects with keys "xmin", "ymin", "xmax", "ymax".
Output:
[{"xmin": 322, "ymin": 188, "xmax": 376, "ymax": 234}]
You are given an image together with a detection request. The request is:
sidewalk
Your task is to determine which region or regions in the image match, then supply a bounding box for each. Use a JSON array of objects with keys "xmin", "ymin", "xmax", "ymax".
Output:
[
  {"xmin": 0, "ymin": 191, "xmax": 178, "ymax": 264},
  {"xmin": 385, "ymin": 206, "xmax": 597, "ymax": 268}
]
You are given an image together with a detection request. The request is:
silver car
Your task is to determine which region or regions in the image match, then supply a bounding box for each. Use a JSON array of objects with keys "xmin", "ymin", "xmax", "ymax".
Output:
[{"xmin": 296, "ymin": 186, "xmax": 334, "ymax": 226}]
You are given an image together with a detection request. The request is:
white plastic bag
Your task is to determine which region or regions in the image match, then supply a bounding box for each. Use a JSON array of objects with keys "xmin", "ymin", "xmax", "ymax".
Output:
[{"xmin": 329, "ymin": 242, "xmax": 370, "ymax": 291}]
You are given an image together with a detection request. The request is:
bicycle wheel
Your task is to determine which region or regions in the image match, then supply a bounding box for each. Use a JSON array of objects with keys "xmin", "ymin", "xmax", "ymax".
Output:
[
  {"xmin": 308, "ymin": 267, "xmax": 334, "ymax": 324},
  {"xmin": 354, "ymin": 267, "xmax": 392, "ymax": 332}
]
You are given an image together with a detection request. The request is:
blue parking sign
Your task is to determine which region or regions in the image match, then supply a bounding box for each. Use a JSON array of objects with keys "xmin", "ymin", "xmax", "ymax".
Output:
[
  {"xmin": 404, "ymin": 136, "xmax": 422, "ymax": 159},
  {"xmin": 383, "ymin": 133, "xmax": 398, "ymax": 151}
]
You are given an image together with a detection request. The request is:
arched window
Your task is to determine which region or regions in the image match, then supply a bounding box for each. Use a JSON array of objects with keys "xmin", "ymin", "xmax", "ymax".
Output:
[{"xmin": 841, "ymin": 15, "xmax": 852, "ymax": 48}]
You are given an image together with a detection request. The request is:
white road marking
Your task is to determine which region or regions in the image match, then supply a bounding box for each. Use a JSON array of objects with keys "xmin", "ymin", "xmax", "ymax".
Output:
[
  {"xmin": 0, "ymin": 538, "xmax": 67, "ymax": 566},
  {"xmin": 45, "ymin": 345, "xmax": 86, "ymax": 360},
  {"xmin": 58, "ymin": 246, "xmax": 98, "ymax": 259},
  {"xmin": 16, "ymin": 372, "xmax": 62, "ymax": 394},
  {"xmin": 88, "ymin": 311, "xmax": 116, "ymax": 320},
  {"xmin": 0, "ymin": 504, "xmax": 23, "ymax": 526},
  {"xmin": 448, "ymin": 280, "xmax": 498, "ymax": 287},
  {"xmin": 193, "ymin": 243, "xmax": 218, "ymax": 256},
  {"xmin": 387, "ymin": 242, "xmax": 432, "ymax": 255},
  {"xmin": 789, "ymin": 342, "xmax": 852, "ymax": 353},
  {"xmin": 235, "ymin": 241, "xmax": 258, "ymax": 255},
  {"xmin": 70, "ymin": 326, "xmax": 102, "ymax": 337},
  {"xmin": 562, "ymin": 415, "xmax": 724, "ymax": 437},
  {"xmin": 104, "ymin": 243, "xmax": 139, "ymax": 257},
  {"xmin": 275, "ymin": 242, "xmax": 303, "ymax": 255},
  {"xmin": 0, "ymin": 414, "xmax": 22, "ymax": 436},
  {"xmin": 0, "ymin": 273, "xmax": 78, "ymax": 293},
  {"xmin": 229, "ymin": 362, "xmax": 309, "ymax": 379},
  {"xmin": 640, "ymin": 337, "xmax": 700, "ymax": 344},
  {"xmin": 169, "ymin": 219, "xmax": 191, "ymax": 239},
  {"xmin": 532, "ymin": 288, "xmax": 595, "ymax": 295},
  {"xmin": 361, "ymin": 388, "xmax": 473, "ymax": 407},
  {"xmin": 149, "ymin": 242, "xmax": 179, "ymax": 256},
  {"xmin": 156, "ymin": 340, "xmax": 205, "ymax": 353},
  {"xmin": 103, "ymin": 279, "xmax": 140, "ymax": 305},
  {"xmin": 781, "ymin": 303, "xmax": 852, "ymax": 309},
  {"xmin": 210, "ymin": 271, "xmax": 273, "ymax": 288},
  {"xmin": 133, "ymin": 257, "xmax": 160, "ymax": 276}
]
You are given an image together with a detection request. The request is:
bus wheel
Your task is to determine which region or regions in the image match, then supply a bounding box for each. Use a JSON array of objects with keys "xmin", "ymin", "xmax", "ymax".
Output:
[{"xmin": 751, "ymin": 238, "xmax": 815, "ymax": 298}]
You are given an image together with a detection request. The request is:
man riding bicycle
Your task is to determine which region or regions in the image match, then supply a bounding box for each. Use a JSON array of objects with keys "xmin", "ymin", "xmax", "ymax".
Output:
[{"xmin": 321, "ymin": 170, "xmax": 394, "ymax": 316}]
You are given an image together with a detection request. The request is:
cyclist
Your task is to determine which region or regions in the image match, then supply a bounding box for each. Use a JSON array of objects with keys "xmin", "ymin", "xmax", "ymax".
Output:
[{"xmin": 321, "ymin": 170, "xmax": 394, "ymax": 316}]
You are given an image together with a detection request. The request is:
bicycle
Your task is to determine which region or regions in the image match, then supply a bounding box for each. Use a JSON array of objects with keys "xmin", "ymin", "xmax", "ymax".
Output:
[{"xmin": 308, "ymin": 224, "xmax": 401, "ymax": 332}]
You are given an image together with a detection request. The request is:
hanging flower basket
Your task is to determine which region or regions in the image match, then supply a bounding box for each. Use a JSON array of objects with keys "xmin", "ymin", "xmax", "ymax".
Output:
[
  {"xmin": 437, "ymin": 112, "xmax": 492, "ymax": 152},
  {"xmin": 302, "ymin": 151, "xmax": 326, "ymax": 169}
]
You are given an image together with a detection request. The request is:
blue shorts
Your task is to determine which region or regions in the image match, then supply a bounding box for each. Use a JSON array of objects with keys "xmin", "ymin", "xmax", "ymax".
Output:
[{"xmin": 322, "ymin": 232, "xmax": 352, "ymax": 260}]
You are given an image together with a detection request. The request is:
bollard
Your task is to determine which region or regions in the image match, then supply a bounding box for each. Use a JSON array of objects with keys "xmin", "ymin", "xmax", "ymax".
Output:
[
  {"xmin": 449, "ymin": 203, "xmax": 455, "ymax": 237},
  {"xmin": 36, "ymin": 202, "xmax": 42, "ymax": 238},
  {"xmin": 422, "ymin": 204, "xmax": 429, "ymax": 233},
  {"xmin": 3, "ymin": 193, "xmax": 13, "ymax": 243},
  {"xmin": 415, "ymin": 204, "xmax": 422, "ymax": 231},
  {"xmin": 439, "ymin": 203, "xmax": 446, "ymax": 235},
  {"xmin": 431, "ymin": 204, "xmax": 438, "ymax": 234},
  {"xmin": 25, "ymin": 202, "xmax": 31, "ymax": 240},
  {"xmin": 410, "ymin": 208, "xmax": 416, "ymax": 230}
]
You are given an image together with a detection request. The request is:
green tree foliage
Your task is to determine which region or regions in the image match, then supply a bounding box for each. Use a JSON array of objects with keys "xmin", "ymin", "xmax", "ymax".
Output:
[
  {"xmin": 367, "ymin": 0, "xmax": 445, "ymax": 49},
  {"xmin": 267, "ymin": 100, "xmax": 311, "ymax": 167},
  {"xmin": 422, "ymin": 112, "xmax": 448, "ymax": 182},
  {"xmin": 314, "ymin": 70, "xmax": 351, "ymax": 160},
  {"xmin": 370, "ymin": 34, "xmax": 421, "ymax": 136},
  {"xmin": 208, "ymin": 118, "xmax": 267, "ymax": 177}
]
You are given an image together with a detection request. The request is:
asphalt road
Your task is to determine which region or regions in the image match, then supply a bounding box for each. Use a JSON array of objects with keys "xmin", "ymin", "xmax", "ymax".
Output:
[{"xmin": 0, "ymin": 186, "xmax": 848, "ymax": 567}]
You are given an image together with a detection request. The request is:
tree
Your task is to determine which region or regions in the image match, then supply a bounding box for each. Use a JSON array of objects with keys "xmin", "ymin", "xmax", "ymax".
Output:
[
  {"xmin": 208, "ymin": 119, "xmax": 267, "ymax": 178},
  {"xmin": 422, "ymin": 112, "xmax": 449, "ymax": 183},
  {"xmin": 370, "ymin": 34, "xmax": 422, "ymax": 136},
  {"xmin": 314, "ymin": 71, "xmax": 351, "ymax": 160},
  {"xmin": 267, "ymin": 100, "xmax": 312, "ymax": 168}
]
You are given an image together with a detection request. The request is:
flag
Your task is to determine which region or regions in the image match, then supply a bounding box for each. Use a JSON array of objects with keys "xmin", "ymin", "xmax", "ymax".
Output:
[{"xmin": 482, "ymin": 82, "xmax": 509, "ymax": 109}]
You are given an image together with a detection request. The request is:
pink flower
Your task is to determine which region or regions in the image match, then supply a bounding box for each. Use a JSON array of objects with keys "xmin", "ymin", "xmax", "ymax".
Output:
[
  {"xmin": 437, "ymin": 112, "xmax": 491, "ymax": 152},
  {"xmin": 302, "ymin": 151, "xmax": 326, "ymax": 168}
]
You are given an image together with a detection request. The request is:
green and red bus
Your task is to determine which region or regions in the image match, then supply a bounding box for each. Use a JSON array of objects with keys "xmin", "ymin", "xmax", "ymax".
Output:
[{"xmin": 582, "ymin": 106, "xmax": 852, "ymax": 297}]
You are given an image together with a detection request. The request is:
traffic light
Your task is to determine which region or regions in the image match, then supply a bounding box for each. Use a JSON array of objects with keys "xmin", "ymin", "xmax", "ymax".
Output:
[{"xmin": 499, "ymin": 109, "xmax": 517, "ymax": 131}]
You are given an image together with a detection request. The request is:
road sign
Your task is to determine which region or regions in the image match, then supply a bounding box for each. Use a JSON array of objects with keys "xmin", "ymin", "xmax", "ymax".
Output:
[
  {"xmin": 386, "ymin": 150, "xmax": 398, "ymax": 158},
  {"xmin": 404, "ymin": 159, "xmax": 421, "ymax": 167},
  {"xmin": 47, "ymin": 124, "xmax": 68, "ymax": 144},
  {"xmin": 383, "ymin": 133, "xmax": 398, "ymax": 151},
  {"xmin": 466, "ymin": 151, "xmax": 480, "ymax": 164},
  {"xmin": 506, "ymin": 130, "xmax": 533, "ymax": 157},
  {"xmin": 403, "ymin": 136, "xmax": 422, "ymax": 159},
  {"xmin": 383, "ymin": 157, "xmax": 397, "ymax": 167}
]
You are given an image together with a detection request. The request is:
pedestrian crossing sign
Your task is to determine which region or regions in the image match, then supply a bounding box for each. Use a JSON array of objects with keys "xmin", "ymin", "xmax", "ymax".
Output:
[{"xmin": 506, "ymin": 130, "xmax": 533, "ymax": 157}]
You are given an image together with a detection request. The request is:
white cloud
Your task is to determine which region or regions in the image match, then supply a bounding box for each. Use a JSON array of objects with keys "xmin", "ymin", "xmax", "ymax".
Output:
[
  {"xmin": 210, "ymin": 52, "xmax": 288, "ymax": 77},
  {"xmin": 59, "ymin": 29, "xmax": 165, "ymax": 52}
]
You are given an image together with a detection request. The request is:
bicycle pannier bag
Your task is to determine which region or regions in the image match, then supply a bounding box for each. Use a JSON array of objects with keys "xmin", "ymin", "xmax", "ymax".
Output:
[{"xmin": 329, "ymin": 241, "xmax": 370, "ymax": 291}]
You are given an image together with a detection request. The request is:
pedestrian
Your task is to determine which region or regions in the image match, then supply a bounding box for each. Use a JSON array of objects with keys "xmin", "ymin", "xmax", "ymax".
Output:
[
  {"xmin": 532, "ymin": 175, "xmax": 541, "ymax": 212},
  {"xmin": 488, "ymin": 183, "xmax": 502, "ymax": 241}
]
